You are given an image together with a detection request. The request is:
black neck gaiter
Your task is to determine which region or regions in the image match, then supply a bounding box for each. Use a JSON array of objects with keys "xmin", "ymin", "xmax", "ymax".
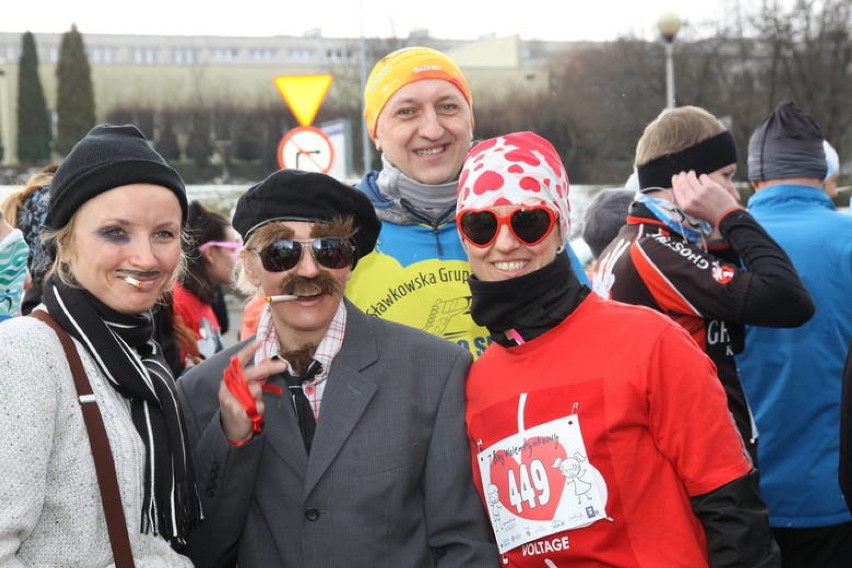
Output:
[{"xmin": 469, "ymin": 251, "xmax": 589, "ymax": 347}]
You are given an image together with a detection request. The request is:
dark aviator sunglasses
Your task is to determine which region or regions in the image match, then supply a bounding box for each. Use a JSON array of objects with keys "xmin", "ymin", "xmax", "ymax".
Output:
[{"xmin": 258, "ymin": 238, "xmax": 357, "ymax": 272}]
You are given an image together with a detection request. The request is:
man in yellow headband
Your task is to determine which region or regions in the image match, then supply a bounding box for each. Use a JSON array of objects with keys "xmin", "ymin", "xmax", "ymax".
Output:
[{"xmin": 348, "ymin": 46, "xmax": 587, "ymax": 358}]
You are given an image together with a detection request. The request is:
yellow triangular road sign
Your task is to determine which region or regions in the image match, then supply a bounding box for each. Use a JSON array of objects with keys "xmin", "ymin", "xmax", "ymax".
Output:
[{"xmin": 274, "ymin": 74, "xmax": 333, "ymax": 127}]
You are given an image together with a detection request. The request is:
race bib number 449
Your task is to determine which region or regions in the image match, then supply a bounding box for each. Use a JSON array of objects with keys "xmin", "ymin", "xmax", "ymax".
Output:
[{"xmin": 478, "ymin": 415, "xmax": 608, "ymax": 553}]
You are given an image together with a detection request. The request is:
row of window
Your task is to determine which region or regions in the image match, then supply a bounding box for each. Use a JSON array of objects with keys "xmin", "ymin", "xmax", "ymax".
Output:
[{"xmin": 0, "ymin": 44, "xmax": 356, "ymax": 65}]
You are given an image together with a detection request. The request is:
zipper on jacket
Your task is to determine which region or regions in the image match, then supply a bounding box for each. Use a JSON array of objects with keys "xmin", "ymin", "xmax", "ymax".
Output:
[{"xmin": 400, "ymin": 199, "xmax": 455, "ymax": 257}]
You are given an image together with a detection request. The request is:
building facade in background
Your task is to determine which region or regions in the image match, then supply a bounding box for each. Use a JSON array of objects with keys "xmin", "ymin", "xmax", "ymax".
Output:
[{"xmin": 0, "ymin": 30, "xmax": 576, "ymax": 165}]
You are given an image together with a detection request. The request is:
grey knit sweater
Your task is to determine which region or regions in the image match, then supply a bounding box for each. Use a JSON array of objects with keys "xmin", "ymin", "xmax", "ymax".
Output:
[{"xmin": 0, "ymin": 313, "xmax": 193, "ymax": 567}]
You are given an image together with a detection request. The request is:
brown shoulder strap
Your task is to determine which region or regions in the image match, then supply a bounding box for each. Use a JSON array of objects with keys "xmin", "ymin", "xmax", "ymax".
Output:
[{"xmin": 30, "ymin": 311, "xmax": 135, "ymax": 568}]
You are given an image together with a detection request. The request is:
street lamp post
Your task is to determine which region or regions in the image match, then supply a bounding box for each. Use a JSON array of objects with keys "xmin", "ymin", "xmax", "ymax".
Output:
[{"xmin": 657, "ymin": 12, "xmax": 682, "ymax": 110}]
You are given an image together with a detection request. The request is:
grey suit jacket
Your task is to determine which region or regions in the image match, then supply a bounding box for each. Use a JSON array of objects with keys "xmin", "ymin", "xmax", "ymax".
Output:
[{"xmin": 178, "ymin": 299, "xmax": 497, "ymax": 567}]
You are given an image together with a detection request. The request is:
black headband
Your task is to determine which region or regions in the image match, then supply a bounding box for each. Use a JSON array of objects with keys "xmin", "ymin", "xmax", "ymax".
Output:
[{"xmin": 637, "ymin": 131, "xmax": 737, "ymax": 191}]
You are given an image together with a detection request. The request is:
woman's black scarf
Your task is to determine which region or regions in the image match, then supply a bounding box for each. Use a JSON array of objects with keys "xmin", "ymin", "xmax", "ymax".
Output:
[
  {"xmin": 42, "ymin": 274, "xmax": 201, "ymax": 548},
  {"xmin": 469, "ymin": 251, "xmax": 589, "ymax": 347}
]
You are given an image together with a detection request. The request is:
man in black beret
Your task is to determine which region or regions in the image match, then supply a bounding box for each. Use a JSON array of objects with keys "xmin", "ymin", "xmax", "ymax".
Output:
[{"xmin": 177, "ymin": 169, "xmax": 497, "ymax": 567}]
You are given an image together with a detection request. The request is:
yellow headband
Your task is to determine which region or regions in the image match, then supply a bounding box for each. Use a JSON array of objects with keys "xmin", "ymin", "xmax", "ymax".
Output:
[{"xmin": 363, "ymin": 46, "xmax": 473, "ymax": 140}]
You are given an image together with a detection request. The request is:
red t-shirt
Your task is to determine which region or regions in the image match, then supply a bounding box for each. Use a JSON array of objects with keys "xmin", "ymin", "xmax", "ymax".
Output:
[{"xmin": 466, "ymin": 294, "xmax": 751, "ymax": 567}]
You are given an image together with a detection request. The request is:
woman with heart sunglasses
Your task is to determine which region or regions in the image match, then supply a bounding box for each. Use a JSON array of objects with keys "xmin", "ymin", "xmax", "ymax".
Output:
[
  {"xmin": 456, "ymin": 205, "xmax": 557, "ymax": 248},
  {"xmin": 458, "ymin": 131, "xmax": 778, "ymax": 567}
]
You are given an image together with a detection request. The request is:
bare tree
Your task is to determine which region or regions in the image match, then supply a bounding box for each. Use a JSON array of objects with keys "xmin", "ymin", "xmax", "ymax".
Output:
[{"xmin": 728, "ymin": 0, "xmax": 852, "ymax": 154}]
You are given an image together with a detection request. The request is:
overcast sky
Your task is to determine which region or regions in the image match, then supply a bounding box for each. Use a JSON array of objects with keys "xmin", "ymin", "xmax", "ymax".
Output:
[{"xmin": 1, "ymin": 0, "xmax": 740, "ymax": 42}]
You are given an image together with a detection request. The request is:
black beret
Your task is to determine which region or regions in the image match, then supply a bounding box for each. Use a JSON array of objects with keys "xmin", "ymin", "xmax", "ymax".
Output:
[
  {"xmin": 233, "ymin": 169, "xmax": 381, "ymax": 259},
  {"xmin": 46, "ymin": 124, "xmax": 187, "ymax": 229}
]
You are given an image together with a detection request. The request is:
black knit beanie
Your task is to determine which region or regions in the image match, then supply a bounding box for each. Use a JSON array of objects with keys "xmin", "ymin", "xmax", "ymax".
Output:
[
  {"xmin": 46, "ymin": 124, "xmax": 188, "ymax": 229},
  {"xmin": 747, "ymin": 101, "xmax": 827, "ymax": 182}
]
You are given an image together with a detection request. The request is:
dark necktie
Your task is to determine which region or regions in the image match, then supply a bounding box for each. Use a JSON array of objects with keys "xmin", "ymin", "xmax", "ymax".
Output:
[{"xmin": 283, "ymin": 360, "xmax": 322, "ymax": 453}]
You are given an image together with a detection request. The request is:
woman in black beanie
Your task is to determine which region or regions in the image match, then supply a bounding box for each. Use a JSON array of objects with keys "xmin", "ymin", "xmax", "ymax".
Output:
[{"xmin": 0, "ymin": 124, "xmax": 200, "ymax": 566}]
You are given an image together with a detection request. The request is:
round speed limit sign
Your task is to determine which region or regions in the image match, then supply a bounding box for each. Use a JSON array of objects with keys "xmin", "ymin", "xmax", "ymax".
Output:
[{"xmin": 277, "ymin": 126, "xmax": 335, "ymax": 173}]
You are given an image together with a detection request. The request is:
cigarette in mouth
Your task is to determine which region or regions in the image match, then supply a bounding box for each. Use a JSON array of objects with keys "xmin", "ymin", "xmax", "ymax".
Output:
[
  {"xmin": 265, "ymin": 294, "xmax": 298, "ymax": 303},
  {"xmin": 123, "ymin": 276, "xmax": 143, "ymax": 289}
]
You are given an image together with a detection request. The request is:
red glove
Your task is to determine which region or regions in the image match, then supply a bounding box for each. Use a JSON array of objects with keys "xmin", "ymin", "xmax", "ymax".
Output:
[
  {"xmin": 222, "ymin": 356, "xmax": 285, "ymax": 436},
  {"xmin": 223, "ymin": 355, "xmax": 264, "ymax": 434}
]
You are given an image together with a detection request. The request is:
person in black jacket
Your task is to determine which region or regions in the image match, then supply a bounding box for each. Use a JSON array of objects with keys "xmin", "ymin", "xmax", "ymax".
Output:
[{"xmin": 592, "ymin": 106, "xmax": 814, "ymax": 466}]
